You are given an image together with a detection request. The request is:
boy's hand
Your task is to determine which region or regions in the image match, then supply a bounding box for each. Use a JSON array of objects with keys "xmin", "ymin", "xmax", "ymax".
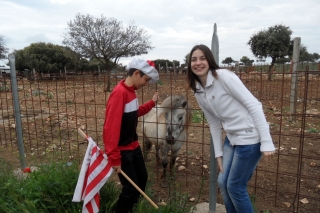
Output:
[
  {"xmin": 152, "ymin": 91, "xmax": 159, "ymax": 103},
  {"xmin": 113, "ymin": 166, "xmax": 121, "ymax": 174}
]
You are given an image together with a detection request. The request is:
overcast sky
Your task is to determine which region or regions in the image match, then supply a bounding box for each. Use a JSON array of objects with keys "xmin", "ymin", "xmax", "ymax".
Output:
[{"xmin": 1, "ymin": 0, "xmax": 320, "ymax": 66}]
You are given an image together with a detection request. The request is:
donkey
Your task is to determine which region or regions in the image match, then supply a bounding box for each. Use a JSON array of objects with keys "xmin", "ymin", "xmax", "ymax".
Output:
[{"xmin": 142, "ymin": 95, "xmax": 192, "ymax": 187}]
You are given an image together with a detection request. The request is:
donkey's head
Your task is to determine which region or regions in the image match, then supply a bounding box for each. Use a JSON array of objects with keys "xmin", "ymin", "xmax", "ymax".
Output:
[{"xmin": 164, "ymin": 99, "xmax": 188, "ymax": 145}]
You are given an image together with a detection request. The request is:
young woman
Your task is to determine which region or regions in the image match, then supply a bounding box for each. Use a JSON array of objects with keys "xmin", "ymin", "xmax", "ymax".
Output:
[{"xmin": 186, "ymin": 44, "xmax": 275, "ymax": 213}]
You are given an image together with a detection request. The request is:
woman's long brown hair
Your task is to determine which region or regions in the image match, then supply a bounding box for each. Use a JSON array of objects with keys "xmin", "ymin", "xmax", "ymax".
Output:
[{"xmin": 186, "ymin": 44, "xmax": 220, "ymax": 93}]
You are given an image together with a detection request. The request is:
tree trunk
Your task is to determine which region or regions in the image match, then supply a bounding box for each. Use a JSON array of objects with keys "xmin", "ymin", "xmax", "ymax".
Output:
[
  {"xmin": 106, "ymin": 69, "xmax": 111, "ymax": 92},
  {"xmin": 268, "ymin": 58, "xmax": 276, "ymax": 81},
  {"xmin": 104, "ymin": 60, "xmax": 110, "ymax": 92}
]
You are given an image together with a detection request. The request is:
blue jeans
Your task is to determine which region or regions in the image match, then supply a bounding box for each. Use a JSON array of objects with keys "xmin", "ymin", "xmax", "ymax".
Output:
[{"xmin": 217, "ymin": 137, "xmax": 262, "ymax": 213}]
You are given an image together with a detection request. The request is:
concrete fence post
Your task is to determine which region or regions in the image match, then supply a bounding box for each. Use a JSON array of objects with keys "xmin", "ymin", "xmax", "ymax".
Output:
[
  {"xmin": 209, "ymin": 23, "xmax": 219, "ymax": 213},
  {"xmin": 235, "ymin": 61, "xmax": 239, "ymax": 74},
  {"xmin": 289, "ymin": 37, "xmax": 301, "ymax": 122}
]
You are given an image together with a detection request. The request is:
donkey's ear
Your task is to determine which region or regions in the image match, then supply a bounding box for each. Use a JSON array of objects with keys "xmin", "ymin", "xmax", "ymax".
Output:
[{"xmin": 182, "ymin": 101, "xmax": 187, "ymax": 108}]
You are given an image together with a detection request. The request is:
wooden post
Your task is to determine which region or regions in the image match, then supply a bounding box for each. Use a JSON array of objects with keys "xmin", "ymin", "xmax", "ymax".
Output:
[
  {"xmin": 289, "ymin": 37, "xmax": 301, "ymax": 122},
  {"xmin": 173, "ymin": 60, "xmax": 176, "ymax": 83},
  {"xmin": 32, "ymin": 68, "xmax": 37, "ymax": 82},
  {"xmin": 235, "ymin": 61, "xmax": 239, "ymax": 75},
  {"xmin": 165, "ymin": 62, "xmax": 168, "ymax": 74},
  {"xmin": 166, "ymin": 62, "xmax": 168, "ymax": 82}
]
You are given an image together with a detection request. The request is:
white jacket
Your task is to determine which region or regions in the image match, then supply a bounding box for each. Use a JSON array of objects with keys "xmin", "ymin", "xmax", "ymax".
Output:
[{"xmin": 194, "ymin": 69, "xmax": 275, "ymax": 158}]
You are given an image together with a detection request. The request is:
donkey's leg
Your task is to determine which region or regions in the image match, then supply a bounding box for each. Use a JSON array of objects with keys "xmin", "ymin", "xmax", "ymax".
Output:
[
  {"xmin": 170, "ymin": 151, "xmax": 178, "ymax": 169},
  {"xmin": 154, "ymin": 144, "xmax": 159, "ymax": 163},
  {"xmin": 169, "ymin": 142, "xmax": 183, "ymax": 179},
  {"xmin": 168, "ymin": 149, "xmax": 179, "ymax": 180},
  {"xmin": 160, "ymin": 144, "xmax": 169, "ymax": 188},
  {"xmin": 143, "ymin": 137, "xmax": 152, "ymax": 161}
]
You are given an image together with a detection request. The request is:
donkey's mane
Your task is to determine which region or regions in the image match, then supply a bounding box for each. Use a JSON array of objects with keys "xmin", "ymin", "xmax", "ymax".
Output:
[
  {"xmin": 160, "ymin": 95, "xmax": 186, "ymax": 109},
  {"xmin": 158, "ymin": 95, "xmax": 192, "ymax": 126}
]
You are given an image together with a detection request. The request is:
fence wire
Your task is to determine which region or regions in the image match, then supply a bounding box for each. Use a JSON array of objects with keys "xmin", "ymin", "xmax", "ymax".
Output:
[{"xmin": 0, "ymin": 65, "xmax": 319, "ymax": 212}]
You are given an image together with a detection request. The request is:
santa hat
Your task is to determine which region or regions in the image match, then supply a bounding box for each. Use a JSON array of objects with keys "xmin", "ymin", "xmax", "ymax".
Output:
[{"xmin": 126, "ymin": 58, "xmax": 159, "ymax": 84}]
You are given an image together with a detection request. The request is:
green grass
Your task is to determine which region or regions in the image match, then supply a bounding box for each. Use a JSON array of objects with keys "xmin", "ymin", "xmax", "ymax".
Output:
[
  {"xmin": 282, "ymin": 106, "xmax": 290, "ymax": 112},
  {"xmin": 157, "ymin": 80, "xmax": 164, "ymax": 85},
  {"xmin": 306, "ymin": 127, "xmax": 319, "ymax": 133},
  {"xmin": 0, "ymin": 85, "xmax": 11, "ymax": 92},
  {"xmin": 0, "ymin": 159, "xmax": 83, "ymax": 213},
  {"xmin": 250, "ymin": 194, "xmax": 271, "ymax": 213},
  {"xmin": 192, "ymin": 110, "xmax": 204, "ymax": 123},
  {"xmin": 0, "ymin": 157, "xmax": 196, "ymax": 213},
  {"xmin": 67, "ymin": 99, "xmax": 73, "ymax": 105}
]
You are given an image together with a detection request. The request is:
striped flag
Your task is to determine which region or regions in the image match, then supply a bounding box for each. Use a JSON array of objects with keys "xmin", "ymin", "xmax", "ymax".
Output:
[{"xmin": 72, "ymin": 137, "xmax": 114, "ymax": 213}]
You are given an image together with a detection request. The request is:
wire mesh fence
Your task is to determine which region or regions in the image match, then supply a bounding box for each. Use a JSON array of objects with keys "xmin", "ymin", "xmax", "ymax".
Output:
[{"xmin": 0, "ymin": 64, "xmax": 319, "ymax": 212}]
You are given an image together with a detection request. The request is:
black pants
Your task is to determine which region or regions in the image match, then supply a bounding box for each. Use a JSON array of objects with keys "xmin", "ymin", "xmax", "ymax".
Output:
[{"xmin": 115, "ymin": 146, "xmax": 148, "ymax": 213}]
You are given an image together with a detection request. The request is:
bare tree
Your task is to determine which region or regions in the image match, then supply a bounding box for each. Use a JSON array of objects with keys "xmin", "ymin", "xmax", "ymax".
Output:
[
  {"xmin": 0, "ymin": 35, "xmax": 9, "ymax": 59},
  {"xmin": 63, "ymin": 13, "xmax": 153, "ymax": 91}
]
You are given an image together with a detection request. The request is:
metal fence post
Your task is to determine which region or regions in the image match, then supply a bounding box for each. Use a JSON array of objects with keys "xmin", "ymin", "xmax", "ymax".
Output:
[
  {"xmin": 209, "ymin": 23, "xmax": 219, "ymax": 213},
  {"xmin": 8, "ymin": 53, "xmax": 26, "ymax": 170},
  {"xmin": 209, "ymin": 138, "xmax": 217, "ymax": 213}
]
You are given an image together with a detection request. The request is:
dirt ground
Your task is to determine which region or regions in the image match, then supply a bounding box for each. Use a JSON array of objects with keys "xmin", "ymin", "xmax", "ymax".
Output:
[{"xmin": 0, "ymin": 72, "xmax": 319, "ymax": 212}]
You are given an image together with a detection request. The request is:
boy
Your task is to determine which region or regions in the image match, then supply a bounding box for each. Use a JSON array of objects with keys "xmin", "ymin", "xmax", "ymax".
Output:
[{"xmin": 103, "ymin": 58, "xmax": 159, "ymax": 213}]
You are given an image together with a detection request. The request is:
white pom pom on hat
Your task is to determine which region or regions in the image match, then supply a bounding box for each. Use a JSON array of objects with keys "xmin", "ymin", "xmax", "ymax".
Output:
[{"xmin": 126, "ymin": 58, "xmax": 159, "ymax": 84}]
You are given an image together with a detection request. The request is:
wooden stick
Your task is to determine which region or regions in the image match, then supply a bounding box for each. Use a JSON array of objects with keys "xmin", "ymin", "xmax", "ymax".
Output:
[
  {"xmin": 78, "ymin": 128, "xmax": 88, "ymax": 139},
  {"xmin": 77, "ymin": 128, "xmax": 159, "ymax": 209},
  {"xmin": 119, "ymin": 170, "xmax": 158, "ymax": 209}
]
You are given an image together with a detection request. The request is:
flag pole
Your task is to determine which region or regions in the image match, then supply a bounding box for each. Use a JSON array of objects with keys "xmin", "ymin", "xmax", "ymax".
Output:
[
  {"xmin": 77, "ymin": 128, "xmax": 159, "ymax": 209},
  {"xmin": 119, "ymin": 170, "xmax": 158, "ymax": 209}
]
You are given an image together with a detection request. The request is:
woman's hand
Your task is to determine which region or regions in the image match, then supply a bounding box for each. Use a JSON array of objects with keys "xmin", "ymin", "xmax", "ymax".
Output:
[
  {"xmin": 262, "ymin": 151, "xmax": 275, "ymax": 161},
  {"xmin": 216, "ymin": 156, "xmax": 224, "ymax": 174}
]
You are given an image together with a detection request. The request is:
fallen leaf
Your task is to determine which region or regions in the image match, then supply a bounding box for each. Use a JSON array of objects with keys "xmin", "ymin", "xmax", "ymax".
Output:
[
  {"xmin": 189, "ymin": 197, "xmax": 195, "ymax": 202},
  {"xmin": 300, "ymin": 198, "xmax": 309, "ymax": 204},
  {"xmin": 178, "ymin": 166, "xmax": 186, "ymax": 171},
  {"xmin": 283, "ymin": 202, "xmax": 291, "ymax": 207}
]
